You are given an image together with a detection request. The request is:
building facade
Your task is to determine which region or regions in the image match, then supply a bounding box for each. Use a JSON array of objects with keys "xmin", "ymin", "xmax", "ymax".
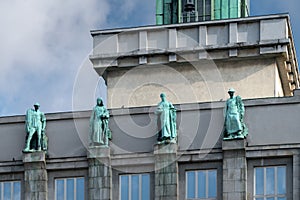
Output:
[{"xmin": 0, "ymin": 4, "xmax": 299, "ymax": 200}]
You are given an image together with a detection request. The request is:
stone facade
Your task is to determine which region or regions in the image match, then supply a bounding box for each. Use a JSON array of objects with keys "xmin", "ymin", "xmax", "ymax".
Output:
[
  {"xmin": 222, "ymin": 140, "xmax": 247, "ymax": 200},
  {"xmin": 154, "ymin": 144, "xmax": 178, "ymax": 200},
  {"xmin": 23, "ymin": 152, "xmax": 48, "ymax": 200},
  {"xmin": 88, "ymin": 147, "xmax": 112, "ymax": 200}
]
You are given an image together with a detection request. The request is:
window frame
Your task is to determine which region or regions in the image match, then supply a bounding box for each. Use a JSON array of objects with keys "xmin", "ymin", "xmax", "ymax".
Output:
[
  {"xmin": 48, "ymin": 169, "xmax": 88, "ymax": 200},
  {"xmin": 247, "ymin": 157, "xmax": 292, "ymax": 200},
  {"xmin": 118, "ymin": 173, "xmax": 151, "ymax": 200},
  {"xmin": 0, "ymin": 173, "xmax": 23, "ymax": 200},
  {"xmin": 185, "ymin": 169, "xmax": 217, "ymax": 199},
  {"xmin": 54, "ymin": 177, "xmax": 85, "ymax": 200},
  {"xmin": 254, "ymin": 166, "xmax": 287, "ymax": 199},
  {"xmin": 0, "ymin": 180, "xmax": 21, "ymax": 200},
  {"xmin": 179, "ymin": 161, "xmax": 222, "ymax": 200}
]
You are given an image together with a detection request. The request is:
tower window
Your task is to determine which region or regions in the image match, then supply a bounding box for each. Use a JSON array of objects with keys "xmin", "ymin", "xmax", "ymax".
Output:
[{"xmin": 181, "ymin": 0, "xmax": 212, "ymax": 23}]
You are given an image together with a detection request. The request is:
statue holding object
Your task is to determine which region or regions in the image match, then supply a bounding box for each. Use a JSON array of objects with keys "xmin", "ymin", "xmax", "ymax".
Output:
[
  {"xmin": 223, "ymin": 88, "xmax": 248, "ymax": 140},
  {"xmin": 89, "ymin": 98, "xmax": 112, "ymax": 146},
  {"xmin": 155, "ymin": 93, "xmax": 177, "ymax": 144}
]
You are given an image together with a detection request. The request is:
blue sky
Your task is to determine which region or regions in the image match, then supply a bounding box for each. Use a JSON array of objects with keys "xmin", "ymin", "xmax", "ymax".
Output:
[{"xmin": 0, "ymin": 0, "xmax": 299, "ymax": 116}]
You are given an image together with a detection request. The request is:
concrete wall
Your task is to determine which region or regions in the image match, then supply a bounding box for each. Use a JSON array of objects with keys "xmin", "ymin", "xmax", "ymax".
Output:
[
  {"xmin": 91, "ymin": 15, "xmax": 288, "ymax": 56},
  {"xmin": 106, "ymin": 58, "xmax": 279, "ymax": 109},
  {"xmin": 90, "ymin": 14, "xmax": 299, "ymax": 108}
]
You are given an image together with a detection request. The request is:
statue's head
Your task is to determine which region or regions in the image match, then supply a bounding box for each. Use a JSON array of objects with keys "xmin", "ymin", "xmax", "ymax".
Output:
[
  {"xmin": 228, "ymin": 88, "xmax": 235, "ymax": 97},
  {"xmin": 160, "ymin": 93, "xmax": 166, "ymax": 101},
  {"xmin": 96, "ymin": 98, "xmax": 104, "ymax": 106},
  {"xmin": 34, "ymin": 102, "xmax": 40, "ymax": 110}
]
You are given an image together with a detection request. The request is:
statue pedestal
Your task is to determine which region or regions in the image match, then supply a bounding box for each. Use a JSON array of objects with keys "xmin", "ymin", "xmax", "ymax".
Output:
[
  {"xmin": 23, "ymin": 151, "xmax": 48, "ymax": 200},
  {"xmin": 222, "ymin": 139, "xmax": 247, "ymax": 200},
  {"xmin": 88, "ymin": 146, "xmax": 112, "ymax": 200},
  {"xmin": 154, "ymin": 143, "xmax": 178, "ymax": 200}
]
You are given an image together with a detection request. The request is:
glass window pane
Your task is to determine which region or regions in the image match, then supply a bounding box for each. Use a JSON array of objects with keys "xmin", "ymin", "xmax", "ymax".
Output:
[
  {"xmin": 141, "ymin": 174, "xmax": 150, "ymax": 200},
  {"xmin": 4, "ymin": 182, "xmax": 11, "ymax": 200},
  {"xmin": 67, "ymin": 179, "xmax": 74, "ymax": 200},
  {"xmin": 198, "ymin": 0, "xmax": 204, "ymax": 19},
  {"xmin": 13, "ymin": 182, "xmax": 21, "ymax": 200},
  {"xmin": 266, "ymin": 198, "xmax": 275, "ymax": 200},
  {"xmin": 120, "ymin": 176, "xmax": 129, "ymax": 200},
  {"xmin": 266, "ymin": 168, "xmax": 275, "ymax": 195},
  {"xmin": 56, "ymin": 179, "xmax": 65, "ymax": 200},
  {"xmin": 255, "ymin": 168, "xmax": 264, "ymax": 195},
  {"xmin": 187, "ymin": 171, "xmax": 195, "ymax": 198},
  {"xmin": 278, "ymin": 198, "xmax": 286, "ymax": 200},
  {"xmin": 255, "ymin": 198, "xmax": 264, "ymax": 200},
  {"xmin": 197, "ymin": 171, "xmax": 206, "ymax": 198},
  {"xmin": 205, "ymin": 0, "xmax": 211, "ymax": 20},
  {"xmin": 277, "ymin": 167, "xmax": 286, "ymax": 195},
  {"xmin": 76, "ymin": 178, "xmax": 84, "ymax": 200},
  {"xmin": 208, "ymin": 170, "xmax": 217, "ymax": 198},
  {"xmin": 131, "ymin": 175, "xmax": 139, "ymax": 200},
  {"xmin": 0, "ymin": 183, "xmax": 2, "ymax": 200}
]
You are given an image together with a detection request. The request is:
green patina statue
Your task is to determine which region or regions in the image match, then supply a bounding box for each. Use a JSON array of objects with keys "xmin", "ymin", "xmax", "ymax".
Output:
[
  {"xmin": 155, "ymin": 93, "xmax": 177, "ymax": 144},
  {"xmin": 223, "ymin": 88, "xmax": 248, "ymax": 140},
  {"xmin": 89, "ymin": 98, "xmax": 111, "ymax": 146},
  {"xmin": 23, "ymin": 103, "xmax": 47, "ymax": 152}
]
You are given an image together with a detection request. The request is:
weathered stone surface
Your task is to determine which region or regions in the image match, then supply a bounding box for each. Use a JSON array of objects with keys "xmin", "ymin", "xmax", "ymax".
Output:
[
  {"xmin": 23, "ymin": 152, "xmax": 48, "ymax": 200},
  {"xmin": 23, "ymin": 151, "xmax": 46, "ymax": 163},
  {"xmin": 88, "ymin": 146, "xmax": 111, "ymax": 159},
  {"xmin": 222, "ymin": 139, "xmax": 247, "ymax": 200},
  {"xmin": 154, "ymin": 144, "xmax": 178, "ymax": 200},
  {"xmin": 88, "ymin": 147, "xmax": 112, "ymax": 200}
]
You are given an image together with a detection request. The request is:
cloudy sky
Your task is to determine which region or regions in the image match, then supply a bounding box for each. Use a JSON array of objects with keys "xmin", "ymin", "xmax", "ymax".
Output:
[{"xmin": 0, "ymin": 0, "xmax": 299, "ymax": 116}]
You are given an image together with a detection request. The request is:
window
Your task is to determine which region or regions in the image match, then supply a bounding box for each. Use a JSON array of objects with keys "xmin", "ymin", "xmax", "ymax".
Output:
[
  {"xmin": 119, "ymin": 174, "xmax": 150, "ymax": 200},
  {"xmin": 55, "ymin": 177, "xmax": 84, "ymax": 200},
  {"xmin": 186, "ymin": 170, "xmax": 217, "ymax": 199},
  {"xmin": 181, "ymin": 0, "xmax": 212, "ymax": 23},
  {"xmin": 197, "ymin": 0, "xmax": 211, "ymax": 21},
  {"xmin": 0, "ymin": 181, "xmax": 21, "ymax": 200},
  {"xmin": 254, "ymin": 166, "xmax": 286, "ymax": 200}
]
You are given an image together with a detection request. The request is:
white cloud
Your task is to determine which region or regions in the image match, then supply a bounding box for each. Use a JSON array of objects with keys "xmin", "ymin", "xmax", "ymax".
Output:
[{"xmin": 0, "ymin": 0, "xmax": 110, "ymax": 115}]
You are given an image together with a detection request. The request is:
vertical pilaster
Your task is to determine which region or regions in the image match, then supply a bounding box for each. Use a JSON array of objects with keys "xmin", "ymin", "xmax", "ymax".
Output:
[
  {"xmin": 222, "ymin": 139, "xmax": 247, "ymax": 200},
  {"xmin": 23, "ymin": 152, "xmax": 48, "ymax": 200},
  {"xmin": 154, "ymin": 143, "xmax": 178, "ymax": 200},
  {"xmin": 88, "ymin": 146, "xmax": 112, "ymax": 200},
  {"xmin": 293, "ymin": 153, "xmax": 300, "ymax": 199}
]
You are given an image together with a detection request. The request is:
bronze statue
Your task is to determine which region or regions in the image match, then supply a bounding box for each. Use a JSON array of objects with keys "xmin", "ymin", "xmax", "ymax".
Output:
[
  {"xmin": 155, "ymin": 93, "xmax": 177, "ymax": 144},
  {"xmin": 223, "ymin": 88, "xmax": 248, "ymax": 140},
  {"xmin": 89, "ymin": 98, "xmax": 111, "ymax": 146},
  {"xmin": 23, "ymin": 103, "xmax": 47, "ymax": 152}
]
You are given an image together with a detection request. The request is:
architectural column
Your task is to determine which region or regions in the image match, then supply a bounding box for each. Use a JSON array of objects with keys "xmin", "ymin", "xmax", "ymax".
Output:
[
  {"xmin": 23, "ymin": 152, "xmax": 48, "ymax": 200},
  {"xmin": 154, "ymin": 143, "xmax": 178, "ymax": 200},
  {"xmin": 88, "ymin": 146, "xmax": 112, "ymax": 200},
  {"xmin": 222, "ymin": 139, "xmax": 247, "ymax": 200}
]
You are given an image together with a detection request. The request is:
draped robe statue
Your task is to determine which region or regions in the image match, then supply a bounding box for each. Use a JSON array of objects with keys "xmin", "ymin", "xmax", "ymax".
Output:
[
  {"xmin": 155, "ymin": 93, "xmax": 177, "ymax": 144},
  {"xmin": 89, "ymin": 98, "xmax": 111, "ymax": 146}
]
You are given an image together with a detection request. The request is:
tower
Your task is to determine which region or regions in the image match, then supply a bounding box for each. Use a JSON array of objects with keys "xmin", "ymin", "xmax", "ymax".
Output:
[{"xmin": 156, "ymin": 0, "xmax": 250, "ymax": 25}]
